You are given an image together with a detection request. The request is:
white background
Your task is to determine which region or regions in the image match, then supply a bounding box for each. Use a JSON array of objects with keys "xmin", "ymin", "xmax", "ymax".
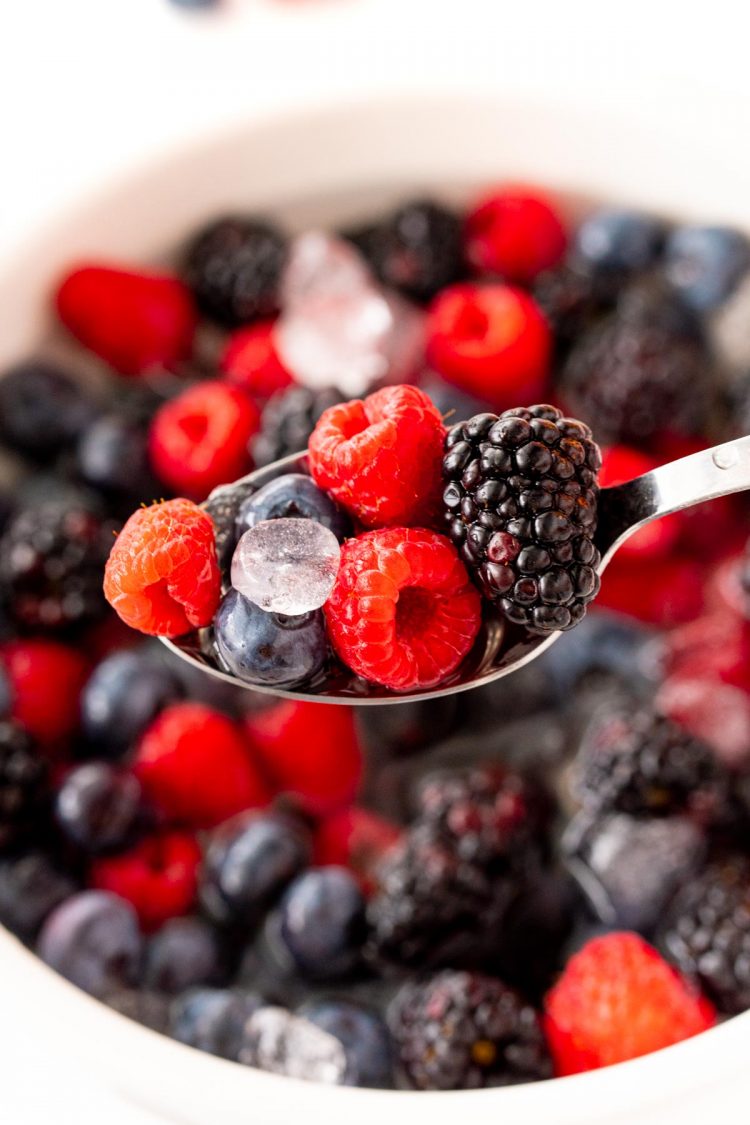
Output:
[{"xmin": 1, "ymin": 0, "xmax": 749, "ymax": 1120}]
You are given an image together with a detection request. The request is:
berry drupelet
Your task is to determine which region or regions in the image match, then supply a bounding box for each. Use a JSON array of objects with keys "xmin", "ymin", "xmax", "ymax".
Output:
[
  {"xmin": 389, "ymin": 970, "xmax": 551, "ymax": 1090},
  {"xmin": 442, "ymin": 405, "xmax": 602, "ymax": 634},
  {"xmin": 183, "ymin": 216, "xmax": 287, "ymax": 327},
  {"xmin": 0, "ymin": 721, "xmax": 48, "ymax": 850},
  {"xmin": 252, "ymin": 385, "xmax": 344, "ymax": 469}
]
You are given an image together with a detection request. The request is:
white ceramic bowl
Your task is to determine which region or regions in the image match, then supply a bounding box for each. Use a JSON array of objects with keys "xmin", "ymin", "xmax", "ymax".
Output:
[{"xmin": 1, "ymin": 93, "xmax": 749, "ymax": 1124}]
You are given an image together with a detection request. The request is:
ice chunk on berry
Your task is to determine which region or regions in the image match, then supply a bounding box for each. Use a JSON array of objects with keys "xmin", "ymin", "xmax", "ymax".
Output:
[{"xmin": 231, "ymin": 518, "xmax": 340, "ymax": 615}]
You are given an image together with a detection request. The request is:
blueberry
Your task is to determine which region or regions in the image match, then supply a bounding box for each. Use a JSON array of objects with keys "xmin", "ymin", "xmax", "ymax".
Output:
[
  {"xmin": 297, "ymin": 1000, "xmax": 394, "ymax": 1088},
  {"xmin": 271, "ymin": 867, "xmax": 366, "ymax": 980},
  {"xmin": 0, "ymin": 853, "xmax": 78, "ymax": 941},
  {"xmin": 665, "ymin": 225, "xmax": 750, "ymax": 310},
  {"xmin": 574, "ymin": 209, "xmax": 667, "ymax": 275},
  {"xmin": 0, "ymin": 361, "xmax": 96, "ymax": 460},
  {"xmin": 55, "ymin": 763, "xmax": 144, "ymax": 853},
  {"xmin": 213, "ymin": 590, "xmax": 327, "ymax": 688},
  {"xmin": 200, "ymin": 811, "xmax": 311, "ymax": 928},
  {"xmin": 535, "ymin": 610, "xmax": 658, "ymax": 702},
  {"xmin": 238, "ymin": 1005, "xmax": 348, "ymax": 1083},
  {"xmin": 37, "ymin": 890, "xmax": 142, "ymax": 997},
  {"xmin": 419, "ymin": 374, "xmax": 491, "ymax": 423},
  {"xmin": 81, "ymin": 648, "xmax": 184, "ymax": 756},
  {"xmin": 169, "ymin": 0, "xmax": 219, "ymax": 8},
  {"xmin": 169, "ymin": 988, "xmax": 263, "ymax": 1060},
  {"xmin": 144, "ymin": 917, "xmax": 225, "ymax": 993},
  {"xmin": 236, "ymin": 474, "xmax": 351, "ymax": 542},
  {"xmin": 564, "ymin": 812, "xmax": 706, "ymax": 933},
  {"xmin": 76, "ymin": 412, "xmax": 155, "ymax": 499}
]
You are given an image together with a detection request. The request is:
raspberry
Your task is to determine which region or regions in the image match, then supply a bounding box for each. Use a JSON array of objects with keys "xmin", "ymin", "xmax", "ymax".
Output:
[
  {"xmin": 313, "ymin": 807, "xmax": 402, "ymax": 894},
  {"xmin": 55, "ymin": 264, "xmax": 197, "ymax": 375},
  {"xmin": 544, "ymin": 932, "xmax": 716, "ymax": 1075},
  {"xmin": 91, "ymin": 830, "xmax": 200, "ymax": 932},
  {"xmin": 325, "ymin": 528, "xmax": 482, "ymax": 692},
  {"xmin": 183, "ymin": 216, "xmax": 287, "ymax": 327},
  {"xmin": 573, "ymin": 708, "xmax": 730, "ymax": 824},
  {"xmin": 0, "ymin": 499, "xmax": 115, "ymax": 631},
  {"xmin": 465, "ymin": 187, "xmax": 567, "ymax": 282},
  {"xmin": 134, "ymin": 703, "xmax": 269, "ymax": 828},
  {"xmin": 244, "ymin": 701, "xmax": 362, "ymax": 816},
  {"xmin": 443, "ymin": 405, "xmax": 601, "ymax": 634},
  {"xmin": 308, "ymin": 385, "xmax": 446, "ymax": 529},
  {"xmin": 597, "ymin": 554, "xmax": 704, "ymax": 627},
  {"xmin": 148, "ymin": 381, "xmax": 259, "ymax": 499},
  {"xmin": 103, "ymin": 499, "xmax": 221, "ymax": 638},
  {"xmin": 0, "ymin": 721, "xmax": 48, "ymax": 849},
  {"xmin": 658, "ymin": 855, "xmax": 750, "ymax": 1015},
  {"xmin": 598, "ymin": 446, "xmax": 680, "ymax": 559},
  {"xmin": 253, "ymin": 385, "xmax": 344, "ymax": 468},
  {"xmin": 389, "ymin": 970, "xmax": 551, "ymax": 1090},
  {"xmin": 656, "ymin": 675, "xmax": 750, "ymax": 769},
  {"xmin": 219, "ymin": 321, "xmax": 293, "ymax": 401},
  {"xmin": 355, "ymin": 199, "xmax": 465, "ymax": 303},
  {"xmin": 0, "ymin": 639, "xmax": 89, "ymax": 746}
]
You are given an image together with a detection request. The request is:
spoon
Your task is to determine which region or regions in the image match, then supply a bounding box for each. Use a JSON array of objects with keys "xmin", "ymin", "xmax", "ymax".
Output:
[{"xmin": 160, "ymin": 434, "xmax": 750, "ymax": 706}]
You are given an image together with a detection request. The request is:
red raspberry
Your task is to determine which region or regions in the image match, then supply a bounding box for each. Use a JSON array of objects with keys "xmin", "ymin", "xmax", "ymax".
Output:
[
  {"xmin": 220, "ymin": 321, "xmax": 293, "ymax": 401},
  {"xmin": 314, "ymin": 806, "xmax": 402, "ymax": 894},
  {"xmin": 149, "ymin": 381, "xmax": 259, "ymax": 499},
  {"xmin": 0, "ymin": 639, "xmax": 88, "ymax": 747},
  {"xmin": 662, "ymin": 610, "xmax": 750, "ymax": 691},
  {"xmin": 308, "ymin": 384, "xmax": 445, "ymax": 529},
  {"xmin": 135, "ymin": 703, "xmax": 270, "ymax": 828},
  {"xmin": 55, "ymin": 263, "xmax": 197, "ymax": 376},
  {"xmin": 598, "ymin": 554, "xmax": 704, "ymax": 627},
  {"xmin": 464, "ymin": 186, "xmax": 567, "ymax": 282},
  {"xmin": 599, "ymin": 446, "xmax": 680, "ymax": 559},
  {"xmin": 325, "ymin": 527, "xmax": 482, "ymax": 691},
  {"xmin": 244, "ymin": 700, "xmax": 363, "ymax": 816},
  {"xmin": 91, "ymin": 830, "xmax": 200, "ymax": 932},
  {"xmin": 103, "ymin": 499, "xmax": 221, "ymax": 638},
  {"xmin": 544, "ymin": 932, "xmax": 716, "ymax": 1075},
  {"xmin": 425, "ymin": 283, "xmax": 550, "ymax": 409}
]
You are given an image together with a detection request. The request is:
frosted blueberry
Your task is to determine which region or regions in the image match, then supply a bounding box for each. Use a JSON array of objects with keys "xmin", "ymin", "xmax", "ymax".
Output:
[{"xmin": 231, "ymin": 518, "xmax": 340, "ymax": 615}]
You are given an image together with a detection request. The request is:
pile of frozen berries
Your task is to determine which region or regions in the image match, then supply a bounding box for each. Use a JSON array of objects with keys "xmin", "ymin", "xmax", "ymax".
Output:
[{"xmin": 2, "ymin": 186, "xmax": 750, "ymax": 1089}]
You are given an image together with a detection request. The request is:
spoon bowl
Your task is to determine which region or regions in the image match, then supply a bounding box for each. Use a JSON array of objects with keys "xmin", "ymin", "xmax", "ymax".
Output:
[{"xmin": 161, "ymin": 434, "xmax": 750, "ymax": 704}]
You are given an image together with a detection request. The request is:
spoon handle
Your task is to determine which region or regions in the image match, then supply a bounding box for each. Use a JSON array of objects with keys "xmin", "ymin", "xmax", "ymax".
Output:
[{"xmin": 597, "ymin": 433, "xmax": 750, "ymax": 563}]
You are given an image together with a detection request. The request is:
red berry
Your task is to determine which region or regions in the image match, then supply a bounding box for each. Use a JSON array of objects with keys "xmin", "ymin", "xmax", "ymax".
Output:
[
  {"xmin": 599, "ymin": 446, "xmax": 680, "ymax": 559},
  {"xmin": 314, "ymin": 806, "xmax": 402, "ymax": 893},
  {"xmin": 103, "ymin": 499, "xmax": 221, "ymax": 638},
  {"xmin": 91, "ymin": 830, "xmax": 200, "ymax": 932},
  {"xmin": 544, "ymin": 932, "xmax": 716, "ymax": 1075},
  {"xmin": 149, "ymin": 381, "xmax": 259, "ymax": 499},
  {"xmin": 244, "ymin": 701, "xmax": 363, "ymax": 816},
  {"xmin": 662, "ymin": 609, "xmax": 750, "ymax": 691},
  {"xmin": 657, "ymin": 675, "xmax": 750, "ymax": 770},
  {"xmin": 425, "ymin": 283, "xmax": 550, "ymax": 409},
  {"xmin": 598, "ymin": 554, "xmax": 704, "ymax": 627},
  {"xmin": 308, "ymin": 384, "xmax": 445, "ymax": 529},
  {"xmin": 465, "ymin": 186, "xmax": 567, "ymax": 282},
  {"xmin": 135, "ymin": 703, "xmax": 269, "ymax": 828},
  {"xmin": 55, "ymin": 264, "xmax": 197, "ymax": 376},
  {"xmin": 325, "ymin": 527, "xmax": 482, "ymax": 692},
  {"xmin": 0, "ymin": 639, "xmax": 88, "ymax": 747},
  {"xmin": 220, "ymin": 321, "xmax": 293, "ymax": 401}
]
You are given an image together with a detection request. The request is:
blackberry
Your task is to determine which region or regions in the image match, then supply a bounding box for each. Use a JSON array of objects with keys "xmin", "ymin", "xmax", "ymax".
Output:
[
  {"xmin": 532, "ymin": 264, "xmax": 614, "ymax": 355},
  {"xmin": 365, "ymin": 824, "xmax": 516, "ymax": 971},
  {"xmin": 658, "ymin": 855, "xmax": 750, "ymax": 1014},
  {"xmin": 560, "ymin": 281, "xmax": 714, "ymax": 445},
  {"xmin": 388, "ymin": 970, "xmax": 551, "ymax": 1090},
  {"xmin": 353, "ymin": 199, "xmax": 465, "ymax": 303},
  {"xmin": 0, "ymin": 722, "xmax": 48, "ymax": 850},
  {"xmin": 0, "ymin": 361, "xmax": 95, "ymax": 461},
  {"xmin": 573, "ymin": 708, "xmax": 730, "ymax": 823},
  {"xmin": 183, "ymin": 216, "xmax": 287, "ymax": 327},
  {"xmin": 442, "ymin": 404, "xmax": 602, "ymax": 635},
  {"xmin": 252, "ymin": 385, "xmax": 344, "ymax": 468},
  {"xmin": 0, "ymin": 499, "xmax": 115, "ymax": 631}
]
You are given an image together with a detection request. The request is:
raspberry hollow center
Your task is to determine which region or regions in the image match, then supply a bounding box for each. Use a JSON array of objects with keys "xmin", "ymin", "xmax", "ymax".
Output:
[{"xmin": 396, "ymin": 587, "xmax": 436, "ymax": 639}]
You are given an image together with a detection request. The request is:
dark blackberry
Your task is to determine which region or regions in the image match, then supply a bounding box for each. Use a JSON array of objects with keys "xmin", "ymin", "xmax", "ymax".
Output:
[
  {"xmin": 365, "ymin": 824, "xmax": 516, "ymax": 971},
  {"xmin": 442, "ymin": 404, "xmax": 602, "ymax": 635},
  {"xmin": 183, "ymin": 216, "xmax": 287, "ymax": 327},
  {"xmin": 532, "ymin": 264, "xmax": 614, "ymax": 355},
  {"xmin": 658, "ymin": 854, "xmax": 750, "ymax": 1014},
  {"xmin": 0, "ymin": 361, "xmax": 96, "ymax": 461},
  {"xmin": 388, "ymin": 970, "xmax": 551, "ymax": 1090},
  {"xmin": 0, "ymin": 499, "xmax": 115, "ymax": 631},
  {"xmin": 252, "ymin": 385, "xmax": 344, "ymax": 468},
  {"xmin": 0, "ymin": 721, "xmax": 48, "ymax": 850},
  {"xmin": 573, "ymin": 708, "xmax": 730, "ymax": 824},
  {"xmin": 560, "ymin": 281, "xmax": 715, "ymax": 445},
  {"xmin": 352, "ymin": 199, "xmax": 465, "ymax": 303}
]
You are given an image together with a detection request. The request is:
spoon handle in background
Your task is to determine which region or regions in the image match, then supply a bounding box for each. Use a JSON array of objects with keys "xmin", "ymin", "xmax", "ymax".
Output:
[{"xmin": 596, "ymin": 433, "xmax": 750, "ymax": 564}]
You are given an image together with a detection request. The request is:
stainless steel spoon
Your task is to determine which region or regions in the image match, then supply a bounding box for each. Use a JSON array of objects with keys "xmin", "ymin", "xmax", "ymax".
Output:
[{"xmin": 160, "ymin": 434, "xmax": 750, "ymax": 705}]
